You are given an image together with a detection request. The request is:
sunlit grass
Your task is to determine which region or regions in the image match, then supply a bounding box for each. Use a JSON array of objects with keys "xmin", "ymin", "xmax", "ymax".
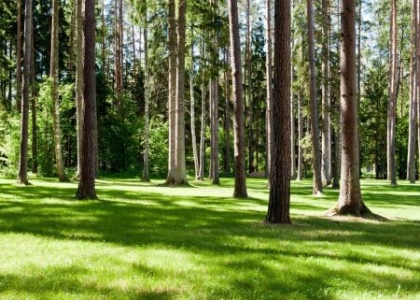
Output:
[{"xmin": 0, "ymin": 176, "xmax": 419, "ymax": 299}]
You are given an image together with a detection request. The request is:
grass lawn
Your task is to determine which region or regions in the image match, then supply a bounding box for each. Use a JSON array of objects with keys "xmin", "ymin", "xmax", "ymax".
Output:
[{"xmin": 0, "ymin": 176, "xmax": 419, "ymax": 300}]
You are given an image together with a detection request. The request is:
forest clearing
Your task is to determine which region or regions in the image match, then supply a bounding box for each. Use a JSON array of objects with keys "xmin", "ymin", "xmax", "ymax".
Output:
[{"xmin": 0, "ymin": 177, "xmax": 419, "ymax": 299}]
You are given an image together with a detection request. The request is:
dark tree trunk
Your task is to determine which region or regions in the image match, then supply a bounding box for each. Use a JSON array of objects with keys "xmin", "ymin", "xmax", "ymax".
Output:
[
  {"xmin": 75, "ymin": 0, "xmax": 97, "ymax": 199},
  {"xmin": 328, "ymin": 0, "xmax": 369, "ymax": 216},
  {"xmin": 17, "ymin": 0, "xmax": 33, "ymax": 186},
  {"xmin": 266, "ymin": 0, "xmax": 291, "ymax": 224},
  {"xmin": 228, "ymin": 0, "xmax": 248, "ymax": 198}
]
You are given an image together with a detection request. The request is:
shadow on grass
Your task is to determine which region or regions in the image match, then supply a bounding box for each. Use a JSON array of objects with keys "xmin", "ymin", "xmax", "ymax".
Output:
[{"xmin": 0, "ymin": 179, "xmax": 419, "ymax": 299}]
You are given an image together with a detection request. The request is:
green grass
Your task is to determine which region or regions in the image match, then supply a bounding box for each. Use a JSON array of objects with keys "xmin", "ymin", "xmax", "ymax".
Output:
[{"xmin": 0, "ymin": 176, "xmax": 419, "ymax": 300}]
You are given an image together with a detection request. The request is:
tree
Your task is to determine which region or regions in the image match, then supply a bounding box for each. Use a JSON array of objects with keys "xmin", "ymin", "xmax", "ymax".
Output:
[
  {"xmin": 307, "ymin": 0, "xmax": 323, "ymax": 195},
  {"xmin": 266, "ymin": 0, "xmax": 291, "ymax": 223},
  {"xmin": 327, "ymin": 0, "xmax": 369, "ymax": 216},
  {"xmin": 142, "ymin": 25, "xmax": 151, "ymax": 182},
  {"xmin": 50, "ymin": 0, "xmax": 69, "ymax": 182},
  {"xmin": 75, "ymin": 0, "xmax": 98, "ymax": 199},
  {"xmin": 387, "ymin": 0, "xmax": 397, "ymax": 185},
  {"xmin": 17, "ymin": 0, "xmax": 33, "ymax": 186},
  {"xmin": 16, "ymin": 0, "xmax": 23, "ymax": 112},
  {"xmin": 75, "ymin": 0, "xmax": 83, "ymax": 178},
  {"xmin": 265, "ymin": 0, "xmax": 272, "ymax": 177},
  {"xmin": 190, "ymin": 34, "xmax": 199, "ymax": 180},
  {"xmin": 407, "ymin": 0, "xmax": 417, "ymax": 183},
  {"xmin": 228, "ymin": 0, "xmax": 248, "ymax": 198},
  {"xmin": 115, "ymin": 0, "xmax": 124, "ymax": 111},
  {"xmin": 209, "ymin": 0, "xmax": 220, "ymax": 185},
  {"xmin": 321, "ymin": 0, "xmax": 332, "ymax": 186}
]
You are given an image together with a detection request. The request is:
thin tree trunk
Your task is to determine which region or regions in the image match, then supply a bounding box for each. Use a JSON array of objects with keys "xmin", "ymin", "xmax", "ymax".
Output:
[
  {"xmin": 76, "ymin": 0, "xmax": 97, "ymax": 199},
  {"xmin": 75, "ymin": 0, "xmax": 83, "ymax": 179},
  {"xmin": 290, "ymin": 0, "xmax": 296, "ymax": 179},
  {"xmin": 17, "ymin": 0, "xmax": 33, "ymax": 185},
  {"xmin": 209, "ymin": 0, "xmax": 219, "ymax": 185},
  {"xmin": 190, "ymin": 37, "xmax": 199, "ymax": 180},
  {"xmin": 16, "ymin": 0, "xmax": 23, "ymax": 112},
  {"xmin": 321, "ymin": 0, "xmax": 332, "ymax": 186},
  {"xmin": 224, "ymin": 47, "xmax": 231, "ymax": 175},
  {"xmin": 142, "ymin": 26, "xmax": 151, "ymax": 182},
  {"xmin": 387, "ymin": 0, "xmax": 398, "ymax": 185},
  {"xmin": 115, "ymin": 0, "xmax": 124, "ymax": 111},
  {"xmin": 30, "ymin": 17, "xmax": 37, "ymax": 174},
  {"xmin": 265, "ymin": 0, "xmax": 273, "ymax": 177},
  {"xmin": 266, "ymin": 0, "xmax": 291, "ymax": 223},
  {"xmin": 297, "ymin": 91, "xmax": 304, "ymax": 181},
  {"xmin": 307, "ymin": 0, "xmax": 323, "ymax": 195},
  {"xmin": 174, "ymin": 0, "xmax": 188, "ymax": 185},
  {"xmin": 407, "ymin": 0, "xmax": 417, "ymax": 183},
  {"xmin": 228, "ymin": 0, "xmax": 248, "ymax": 198},
  {"xmin": 51, "ymin": 0, "xmax": 69, "ymax": 182},
  {"xmin": 166, "ymin": 0, "xmax": 177, "ymax": 184},
  {"xmin": 198, "ymin": 37, "xmax": 207, "ymax": 181},
  {"xmin": 245, "ymin": 0, "xmax": 254, "ymax": 174}
]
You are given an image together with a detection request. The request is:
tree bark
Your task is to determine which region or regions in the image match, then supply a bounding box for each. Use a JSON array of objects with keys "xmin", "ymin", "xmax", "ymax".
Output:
[
  {"xmin": 142, "ymin": 26, "xmax": 151, "ymax": 182},
  {"xmin": 30, "ymin": 11, "xmax": 38, "ymax": 174},
  {"xmin": 328, "ymin": 0, "xmax": 369, "ymax": 216},
  {"xmin": 307, "ymin": 0, "xmax": 323, "ymax": 195},
  {"xmin": 166, "ymin": 0, "xmax": 177, "ymax": 184},
  {"xmin": 75, "ymin": 0, "xmax": 97, "ymax": 199},
  {"xmin": 173, "ymin": 0, "xmax": 188, "ymax": 185},
  {"xmin": 198, "ymin": 37, "xmax": 207, "ymax": 181},
  {"xmin": 190, "ymin": 34, "xmax": 199, "ymax": 180},
  {"xmin": 407, "ymin": 0, "xmax": 417, "ymax": 183},
  {"xmin": 228, "ymin": 0, "xmax": 248, "ymax": 198},
  {"xmin": 51, "ymin": 0, "xmax": 69, "ymax": 182},
  {"xmin": 265, "ymin": 0, "xmax": 273, "ymax": 177},
  {"xmin": 321, "ymin": 0, "xmax": 332, "ymax": 186},
  {"xmin": 224, "ymin": 47, "xmax": 231, "ymax": 175},
  {"xmin": 16, "ymin": 0, "xmax": 23, "ymax": 112},
  {"xmin": 387, "ymin": 0, "xmax": 398, "ymax": 186},
  {"xmin": 266, "ymin": 0, "xmax": 291, "ymax": 223},
  {"xmin": 17, "ymin": 0, "xmax": 33, "ymax": 185},
  {"xmin": 75, "ymin": 0, "xmax": 83, "ymax": 179},
  {"xmin": 115, "ymin": 0, "xmax": 124, "ymax": 112}
]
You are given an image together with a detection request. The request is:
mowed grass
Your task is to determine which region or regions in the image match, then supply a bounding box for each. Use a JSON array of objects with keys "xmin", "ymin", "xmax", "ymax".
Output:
[{"xmin": 0, "ymin": 176, "xmax": 419, "ymax": 300}]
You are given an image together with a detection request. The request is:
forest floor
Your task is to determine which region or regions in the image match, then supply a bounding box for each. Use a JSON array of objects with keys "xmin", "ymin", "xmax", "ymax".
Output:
[{"xmin": 0, "ymin": 176, "xmax": 419, "ymax": 300}]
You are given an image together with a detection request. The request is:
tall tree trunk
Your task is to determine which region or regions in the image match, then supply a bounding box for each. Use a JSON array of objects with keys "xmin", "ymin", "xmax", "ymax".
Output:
[
  {"xmin": 75, "ymin": 0, "xmax": 97, "ymax": 199},
  {"xmin": 265, "ymin": 0, "xmax": 273, "ymax": 177},
  {"xmin": 173, "ymin": 0, "xmax": 188, "ymax": 185},
  {"xmin": 17, "ymin": 0, "xmax": 33, "ymax": 185},
  {"xmin": 209, "ymin": 0, "xmax": 219, "ymax": 184},
  {"xmin": 297, "ymin": 91, "xmax": 304, "ymax": 181},
  {"xmin": 166, "ymin": 0, "xmax": 177, "ymax": 184},
  {"xmin": 224, "ymin": 47, "xmax": 231, "ymax": 175},
  {"xmin": 417, "ymin": 0, "xmax": 420, "ymax": 176},
  {"xmin": 75, "ymin": 0, "xmax": 83, "ymax": 179},
  {"xmin": 407, "ymin": 0, "xmax": 417, "ymax": 183},
  {"xmin": 228, "ymin": 0, "xmax": 248, "ymax": 198},
  {"xmin": 387, "ymin": 0, "xmax": 398, "ymax": 185},
  {"xmin": 51, "ymin": 0, "xmax": 68, "ymax": 182},
  {"xmin": 101, "ymin": 0, "xmax": 107, "ymax": 76},
  {"xmin": 190, "ymin": 36, "xmax": 199, "ymax": 180},
  {"xmin": 16, "ymin": 0, "xmax": 23, "ymax": 112},
  {"xmin": 115, "ymin": 0, "xmax": 124, "ymax": 111},
  {"xmin": 30, "ymin": 17, "xmax": 38, "ymax": 174},
  {"xmin": 198, "ymin": 37, "xmax": 207, "ymax": 181},
  {"xmin": 290, "ymin": 0, "xmax": 296, "ymax": 179},
  {"xmin": 307, "ymin": 0, "xmax": 323, "ymax": 195},
  {"xmin": 245, "ymin": 0, "xmax": 254, "ymax": 175},
  {"xmin": 142, "ymin": 26, "xmax": 151, "ymax": 182},
  {"xmin": 321, "ymin": 0, "xmax": 332, "ymax": 186},
  {"xmin": 328, "ymin": 0, "xmax": 369, "ymax": 216},
  {"xmin": 266, "ymin": 0, "xmax": 291, "ymax": 223}
]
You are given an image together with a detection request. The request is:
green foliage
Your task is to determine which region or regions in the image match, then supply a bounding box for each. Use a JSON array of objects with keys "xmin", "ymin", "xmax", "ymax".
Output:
[
  {"xmin": 0, "ymin": 112, "xmax": 20, "ymax": 175},
  {"xmin": 35, "ymin": 78, "xmax": 75, "ymax": 177},
  {"xmin": 146, "ymin": 117, "xmax": 169, "ymax": 177}
]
